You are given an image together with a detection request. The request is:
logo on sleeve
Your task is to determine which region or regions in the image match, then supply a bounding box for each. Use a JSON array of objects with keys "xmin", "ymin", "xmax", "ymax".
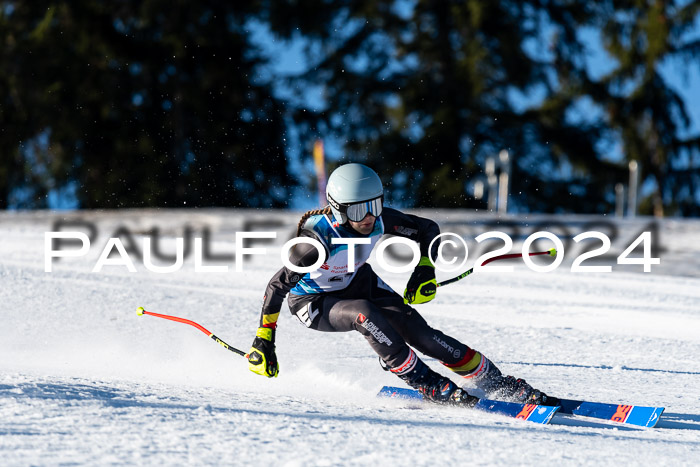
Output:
[{"xmin": 393, "ymin": 226, "xmax": 418, "ymax": 236}]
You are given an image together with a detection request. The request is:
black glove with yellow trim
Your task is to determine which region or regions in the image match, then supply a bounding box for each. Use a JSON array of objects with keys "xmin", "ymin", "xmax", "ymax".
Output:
[
  {"xmin": 247, "ymin": 327, "xmax": 279, "ymax": 377},
  {"xmin": 403, "ymin": 256, "xmax": 437, "ymax": 304}
]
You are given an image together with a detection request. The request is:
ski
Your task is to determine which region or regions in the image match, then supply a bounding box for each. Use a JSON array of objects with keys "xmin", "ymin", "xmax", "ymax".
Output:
[
  {"xmin": 556, "ymin": 398, "xmax": 664, "ymax": 428},
  {"xmin": 378, "ymin": 386, "xmax": 665, "ymax": 428},
  {"xmin": 377, "ymin": 386, "xmax": 559, "ymax": 425}
]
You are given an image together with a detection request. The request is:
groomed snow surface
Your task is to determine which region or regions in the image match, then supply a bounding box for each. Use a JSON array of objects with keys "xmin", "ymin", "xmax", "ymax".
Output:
[{"xmin": 1, "ymin": 210, "xmax": 699, "ymax": 466}]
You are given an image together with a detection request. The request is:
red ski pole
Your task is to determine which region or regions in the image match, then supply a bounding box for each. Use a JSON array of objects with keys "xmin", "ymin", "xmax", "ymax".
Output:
[
  {"xmin": 137, "ymin": 307, "xmax": 247, "ymax": 357},
  {"xmin": 437, "ymin": 248, "xmax": 557, "ymax": 287}
]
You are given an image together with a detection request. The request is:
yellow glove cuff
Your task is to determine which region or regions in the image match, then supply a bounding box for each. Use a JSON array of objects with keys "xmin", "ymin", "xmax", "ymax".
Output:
[{"xmin": 256, "ymin": 327, "xmax": 273, "ymax": 341}]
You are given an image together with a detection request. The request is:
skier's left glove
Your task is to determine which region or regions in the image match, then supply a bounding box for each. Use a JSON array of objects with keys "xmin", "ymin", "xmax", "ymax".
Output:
[
  {"xmin": 403, "ymin": 256, "xmax": 437, "ymax": 304},
  {"xmin": 247, "ymin": 327, "xmax": 279, "ymax": 378}
]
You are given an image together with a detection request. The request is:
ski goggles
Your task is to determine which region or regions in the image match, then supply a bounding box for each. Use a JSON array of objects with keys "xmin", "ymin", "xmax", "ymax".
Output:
[{"xmin": 336, "ymin": 196, "xmax": 384, "ymax": 222}]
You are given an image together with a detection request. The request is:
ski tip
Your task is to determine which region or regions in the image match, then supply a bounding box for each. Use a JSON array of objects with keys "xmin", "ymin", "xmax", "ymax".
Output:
[
  {"xmin": 632, "ymin": 406, "xmax": 666, "ymax": 428},
  {"xmin": 648, "ymin": 407, "xmax": 665, "ymax": 428},
  {"xmin": 136, "ymin": 306, "xmax": 145, "ymax": 316}
]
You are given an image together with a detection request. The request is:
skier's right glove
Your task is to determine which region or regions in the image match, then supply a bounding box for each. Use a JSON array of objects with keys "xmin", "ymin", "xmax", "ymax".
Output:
[{"xmin": 247, "ymin": 327, "xmax": 279, "ymax": 378}]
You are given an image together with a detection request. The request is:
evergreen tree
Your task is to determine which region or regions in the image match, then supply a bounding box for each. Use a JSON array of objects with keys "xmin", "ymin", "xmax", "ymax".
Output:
[
  {"xmin": 2, "ymin": 1, "xmax": 698, "ymax": 214},
  {"xmin": 266, "ymin": 1, "xmax": 606, "ymax": 210},
  {"xmin": 267, "ymin": 0, "xmax": 699, "ymax": 214},
  {"xmin": 591, "ymin": 0, "xmax": 700, "ymax": 216},
  {"xmin": 0, "ymin": 1, "xmax": 291, "ymax": 208}
]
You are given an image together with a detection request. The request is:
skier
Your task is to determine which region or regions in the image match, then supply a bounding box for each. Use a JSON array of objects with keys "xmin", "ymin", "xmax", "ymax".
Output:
[{"xmin": 247, "ymin": 163, "xmax": 557, "ymax": 406}]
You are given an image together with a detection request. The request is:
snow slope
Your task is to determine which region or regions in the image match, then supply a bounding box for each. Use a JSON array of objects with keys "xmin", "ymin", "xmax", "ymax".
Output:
[{"xmin": 1, "ymin": 210, "xmax": 699, "ymax": 466}]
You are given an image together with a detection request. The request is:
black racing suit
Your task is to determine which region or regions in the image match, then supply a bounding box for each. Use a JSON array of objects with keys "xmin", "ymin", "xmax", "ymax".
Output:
[{"xmin": 259, "ymin": 207, "xmax": 480, "ymax": 373}]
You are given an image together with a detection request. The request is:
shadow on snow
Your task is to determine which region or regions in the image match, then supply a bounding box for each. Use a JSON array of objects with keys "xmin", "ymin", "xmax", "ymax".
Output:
[{"xmin": 2, "ymin": 379, "xmax": 699, "ymax": 434}]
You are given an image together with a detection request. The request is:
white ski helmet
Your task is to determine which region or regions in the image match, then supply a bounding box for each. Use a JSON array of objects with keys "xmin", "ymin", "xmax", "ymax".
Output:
[{"xmin": 326, "ymin": 163, "xmax": 384, "ymax": 224}]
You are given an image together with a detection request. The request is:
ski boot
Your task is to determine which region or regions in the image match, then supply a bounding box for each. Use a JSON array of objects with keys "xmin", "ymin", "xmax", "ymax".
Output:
[
  {"xmin": 419, "ymin": 374, "xmax": 478, "ymax": 407},
  {"xmin": 390, "ymin": 351, "xmax": 478, "ymax": 407},
  {"xmin": 489, "ymin": 375, "xmax": 560, "ymax": 406},
  {"xmin": 473, "ymin": 358, "xmax": 559, "ymax": 406}
]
